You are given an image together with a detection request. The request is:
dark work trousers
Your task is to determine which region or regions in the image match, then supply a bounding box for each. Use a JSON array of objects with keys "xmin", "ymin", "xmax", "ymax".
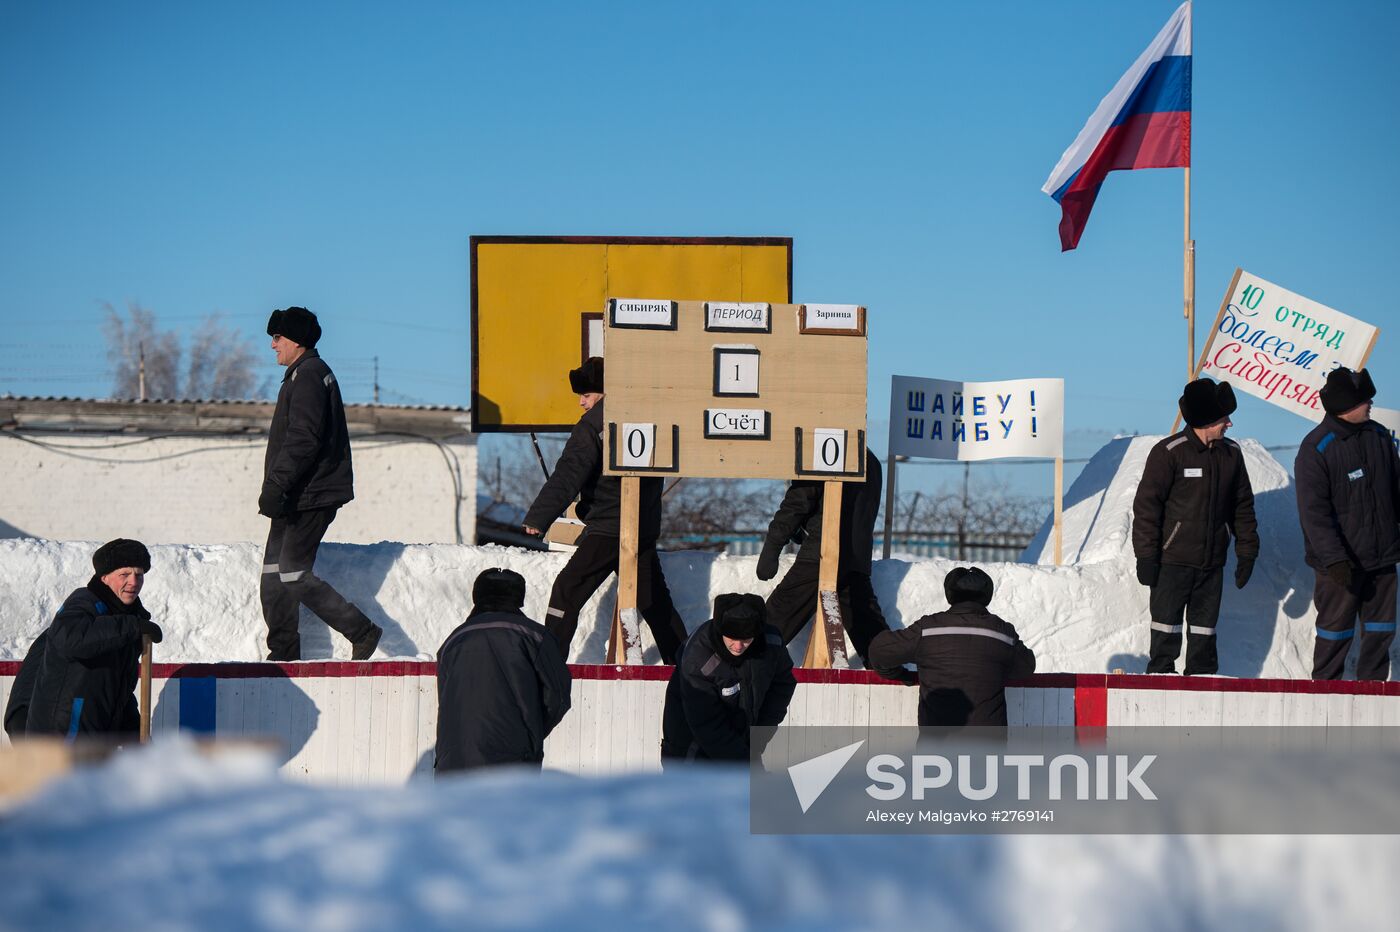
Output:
[
  {"xmin": 544, "ymin": 532, "xmax": 686, "ymax": 663},
  {"xmin": 1313, "ymin": 567, "xmax": 1397, "ymax": 681},
  {"xmin": 765, "ymin": 560, "xmax": 892, "ymax": 664},
  {"xmin": 261, "ymin": 507, "xmax": 374, "ymax": 661},
  {"xmin": 1147, "ymin": 564, "xmax": 1224, "ymax": 675}
]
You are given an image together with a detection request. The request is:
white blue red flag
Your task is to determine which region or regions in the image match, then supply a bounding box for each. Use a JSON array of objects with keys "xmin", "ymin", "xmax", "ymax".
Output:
[{"xmin": 1043, "ymin": 2, "xmax": 1192, "ymax": 251}]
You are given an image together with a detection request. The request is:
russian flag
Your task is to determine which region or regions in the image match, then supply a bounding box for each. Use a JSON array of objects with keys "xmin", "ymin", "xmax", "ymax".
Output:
[{"xmin": 1043, "ymin": 2, "xmax": 1192, "ymax": 251}]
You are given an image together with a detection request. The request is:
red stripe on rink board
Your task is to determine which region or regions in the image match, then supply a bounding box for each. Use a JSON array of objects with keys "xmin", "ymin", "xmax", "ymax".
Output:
[
  {"xmin": 1, "ymin": 660, "xmax": 1398, "ymax": 695},
  {"xmin": 1074, "ymin": 683, "xmax": 1109, "ymax": 728}
]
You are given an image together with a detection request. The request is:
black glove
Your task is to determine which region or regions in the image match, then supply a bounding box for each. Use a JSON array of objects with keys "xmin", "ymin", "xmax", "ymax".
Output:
[
  {"xmin": 134, "ymin": 618, "xmax": 163, "ymax": 644},
  {"xmin": 258, "ymin": 483, "xmax": 289, "ymax": 518},
  {"xmin": 1325, "ymin": 561, "xmax": 1353, "ymax": 590},
  {"xmin": 789, "ymin": 526, "xmax": 807, "ymax": 547},
  {"xmin": 1234, "ymin": 558, "xmax": 1255, "ymax": 589},
  {"xmin": 756, "ymin": 543, "xmax": 781, "ymax": 581},
  {"xmin": 1136, "ymin": 559, "xmax": 1160, "ymax": 588}
]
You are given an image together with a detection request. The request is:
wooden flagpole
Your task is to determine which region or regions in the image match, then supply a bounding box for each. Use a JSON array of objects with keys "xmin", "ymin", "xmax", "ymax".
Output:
[{"xmin": 1183, "ymin": 6, "xmax": 1196, "ymax": 383}]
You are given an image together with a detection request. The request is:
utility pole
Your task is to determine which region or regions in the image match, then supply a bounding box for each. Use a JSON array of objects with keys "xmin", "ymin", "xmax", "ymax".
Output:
[
  {"xmin": 138, "ymin": 341, "xmax": 147, "ymax": 401},
  {"xmin": 373, "ymin": 356, "xmax": 380, "ymax": 405}
]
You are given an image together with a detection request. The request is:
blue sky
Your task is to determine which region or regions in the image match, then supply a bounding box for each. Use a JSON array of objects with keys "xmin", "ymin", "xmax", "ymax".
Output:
[{"xmin": 2, "ymin": 0, "xmax": 1396, "ymax": 493}]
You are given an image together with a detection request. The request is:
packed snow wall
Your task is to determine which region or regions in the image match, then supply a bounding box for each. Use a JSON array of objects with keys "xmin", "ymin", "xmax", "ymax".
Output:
[{"xmin": 0, "ymin": 435, "xmax": 1374, "ymax": 678}]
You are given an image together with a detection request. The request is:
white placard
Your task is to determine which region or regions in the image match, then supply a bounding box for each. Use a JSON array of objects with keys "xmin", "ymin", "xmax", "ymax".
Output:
[
  {"xmin": 811, "ymin": 428, "xmax": 847, "ymax": 472},
  {"xmin": 609, "ymin": 298, "xmax": 676, "ymax": 329},
  {"xmin": 704, "ymin": 408, "xmax": 770, "ymax": 439},
  {"xmin": 586, "ymin": 317, "xmax": 604, "ymax": 358},
  {"xmin": 1197, "ymin": 270, "xmax": 1379, "ymax": 422},
  {"xmin": 705, "ymin": 302, "xmax": 771, "ymax": 332},
  {"xmin": 890, "ymin": 375, "xmax": 1064, "ymax": 461},
  {"xmin": 801, "ymin": 304, "xmax": 862, "ymax": 332},
  {"xmin": 620, "ymin": 422, "xmax": 655, "ymax": 467},
  {"xmin": 714, "ymin": 346, "xmax": 760, "ymax": 396},
  {"xmin": 1373, "ymin": 406, "xmax": 1400, "ymax": 453}
]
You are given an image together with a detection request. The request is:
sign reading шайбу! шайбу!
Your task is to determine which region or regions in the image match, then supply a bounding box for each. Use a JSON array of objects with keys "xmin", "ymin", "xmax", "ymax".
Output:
[
  {"xmin": 890, "ymin": 376, "xmax": 1063, "ymax": 461},
  {"xmin": 1196, "ymin": 269, "xmax": 1379, "ymax": 422}
]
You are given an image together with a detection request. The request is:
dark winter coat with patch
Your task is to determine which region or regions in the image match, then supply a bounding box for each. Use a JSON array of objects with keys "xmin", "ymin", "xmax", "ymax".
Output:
[
  {"xmin": 763, "ymin": 448, "xmax": 882, "ymax": 574},
  {"xmin": 1295, "ymin": 416, "xmax": 1400, "ymax": 572},
  {"xmin": 867, "ymin": 602, "xmax": 1035, "ymax": 727},
  {"xmin": 24, "ymin": 579, "xmax": 146, "ymax": 738},
  {"xmin": 1131, "ymin": 430, "xmax": 1259, "ymax": 569},
  {"xmin": 660, "ymin": 620, "xmax": 797, "ymax": 763},
  {"xmin": 3, "ymin": 631, "xmax": 47, "ymax": 738},
  {"xmin": 263, "ymin": 349, "xmax": 354, "ymax": 512},
  {"xmin": 523, "ymin": 401, "xmax": 664, "ymax": 543},
  {"xmin": 435, "ymin": 608, "xmax": 572, "ymax": 772}
]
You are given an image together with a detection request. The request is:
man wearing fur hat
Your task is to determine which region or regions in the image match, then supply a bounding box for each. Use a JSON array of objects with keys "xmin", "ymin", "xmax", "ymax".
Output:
[
  {"xmin": 1296, "ymin": 367, "xmax": 1400, "ymax": 680},
  {"xmin": 1132, "ymin": 378, "xmax": 1259, "ymax": 675},
  {"xmin": 868, "ymin": 567, "xmax": 1035, "ymax": 726},
  {"xmin": 20, "ymin": 539, "xmax": 163, "ymax": 738},
  {"xmin": 660, "ymin": 593, "xmax": 797, "ymax": 765},
  {"xmin": 260, "ymin": 306, "xmax": 382, "ymax": 662},
  {"xmin": 522, "ymin": 357, "xmax": 687, "ymax": 663},
  {"xmin": 435, "ymin": 568, "xmax": 572, "ymax": 772}
]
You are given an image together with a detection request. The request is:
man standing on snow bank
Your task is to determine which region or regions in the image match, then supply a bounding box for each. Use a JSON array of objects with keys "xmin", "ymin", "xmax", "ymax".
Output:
[
  {"xmin": 754, "ymin": 447, "xmax": 912, "ymax": 682},
  {"xmin": 660, "ymin": 593, "xmax": 796, "ymax": 766},
  {"xmin": 435, "ymin": 568, "xmax": 572, "ymax": 772},
  {"xmin": 521, "ymin": 357, "xmax": 687, "ymax": 663},
  {"xmin": 1295, "ymin": 367, "xmax": 1400, "ymax": 681},
  {"xmin": 21, "ymin": 539, "xmax": 163, "ymax": 739},
  {"xmin": 868, "ymin": 567, "xmax": 1035, "ymax": 727},
  {"xmin": 260, "ymin": 306, "xmax": 382, "ymax": 662},
  {"xmin": 1132, "ymin": 378, "xmax": 1259, "ymax": 675}
]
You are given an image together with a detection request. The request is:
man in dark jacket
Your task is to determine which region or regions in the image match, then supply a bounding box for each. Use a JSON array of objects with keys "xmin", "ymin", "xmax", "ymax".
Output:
[
  {"xmin": 522, "ymin": 357, "xmax": 686, "ymax": 662},
  {"xmin": 868, "ymin": 567, "xmax": 1035, "ymax": 727},
  {"xmin": 755, "ymin": 448, "xmax": 909, "ymax": 679},
  {"xmin": 661, "ymin": 593, "xmax": 797, "ymax": 766},
  {"xmin": 1132, "ymin": 378, "xmax": 1260, "ymax": 675},
  {"xmin": 1295, "ymin": 367, "xmax": 1400, "ymax": 681},
  {"xmin": 260, "ymin": 306, "xmax": 382, "ymax": 662},
  {"xmin": 23, "ymin": 539, "xmax": 163, "ymax": 739},
  {"xmin": 435, "ymin": 568, "xmax": 572, "ymax": 773}
]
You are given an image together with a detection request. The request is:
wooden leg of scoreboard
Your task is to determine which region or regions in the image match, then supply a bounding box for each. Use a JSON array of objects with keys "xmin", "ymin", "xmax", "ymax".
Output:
[
  {"xmin": 802, "ymin": 480, "xmax": 849, "ymax": 669},
  {"xmin": 609, "ymin": 476, "xmax": 642, "ymax": 664}
]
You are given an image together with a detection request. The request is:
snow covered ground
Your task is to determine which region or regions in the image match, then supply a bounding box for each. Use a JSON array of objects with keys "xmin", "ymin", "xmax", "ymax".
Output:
[
  {"xmin": 2, "ymin": 739, "xmax": 1396, "ymax": 931},
  {"xmin": 0, "ymin": 435, "xmax": 1357, "ymax": 677}
]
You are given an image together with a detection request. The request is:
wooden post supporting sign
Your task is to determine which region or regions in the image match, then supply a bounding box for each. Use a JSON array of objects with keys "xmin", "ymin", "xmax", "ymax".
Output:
[
  {"xmin": 802, "ymin": 481, "xmax": 849, "ymax": 669},
  {"xmin": 607, "ymin": 476, "xmax": 643, "ymax": 664}
]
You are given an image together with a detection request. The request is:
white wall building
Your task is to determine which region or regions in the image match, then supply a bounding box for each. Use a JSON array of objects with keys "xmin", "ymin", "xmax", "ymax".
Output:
[{"xmin": 0, "ymin": 397, "xmax": 476, "ymax": 545}]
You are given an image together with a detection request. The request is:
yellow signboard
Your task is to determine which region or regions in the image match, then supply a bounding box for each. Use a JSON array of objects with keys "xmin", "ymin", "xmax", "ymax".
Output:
[{"xmin": 471, "ymin": 236, "xmax": 792, "ymax": 431}]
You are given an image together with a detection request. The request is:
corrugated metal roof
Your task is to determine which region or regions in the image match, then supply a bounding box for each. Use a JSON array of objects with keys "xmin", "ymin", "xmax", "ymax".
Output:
[{"xmin": 0, "ymin": 394, "xmax": 467, "ymax": 413}]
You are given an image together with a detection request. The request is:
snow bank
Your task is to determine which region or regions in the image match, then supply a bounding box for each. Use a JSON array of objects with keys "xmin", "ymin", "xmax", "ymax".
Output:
[
  {"xmin": 0, "ymin": 437, "xmax": 1370, "ymax": 676},
  {"xmin": 2, "ymin": 739, "xmax": 1395, "ymax": 931}
]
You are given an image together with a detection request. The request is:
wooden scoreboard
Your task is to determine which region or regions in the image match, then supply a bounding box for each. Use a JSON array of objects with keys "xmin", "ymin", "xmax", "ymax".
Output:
[{"xmin": 601, "ymin": 298, "xmax": 869, "ymax": 668}]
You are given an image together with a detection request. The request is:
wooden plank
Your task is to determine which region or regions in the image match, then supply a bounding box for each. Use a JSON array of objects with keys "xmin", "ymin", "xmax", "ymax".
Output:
[
  {"xmin": 369, "ymin": 676, "xmax": 390, "ymax": 782},
  {"xmin": 415, "ymin": 676, "xmax": 437, "ymax": 778},
  {"xmin": 611, "ymin": 477, "xmax": 641, "ymax": 665},
  {"xmin": 604, "ymin": 302, "xmax": 867, "ymax": 481}
]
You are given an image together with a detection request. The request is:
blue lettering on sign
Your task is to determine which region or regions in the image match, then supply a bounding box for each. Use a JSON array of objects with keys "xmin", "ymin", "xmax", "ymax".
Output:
[
  {"xmin": 932, "ymin": 394, "xmax": 945, "ymax": 414},
  {"xmin": 930, "ymin": 420, "xmax": 943, "ymax": 440},
  {"xmin": 907, "ymin": 391, "xmax": 925, "ymax": 412},
  {"xmin": 906, "ymin": 418, "xmax": 924, "ymax": 439},
  {"xmin": 1001, "ymin": 420, "xmax": 1014, "ymax": 438},
  {"xmin": 952, "ymin": 422, "xmax": 966, "ymax": 442},
  {"xmin": 998, "ymin": 394, "xmax": 1012, "ymax": 414},
  {"xmin": 974, "ymin": 422, "xmax": 989, "ymax": 441},
  {"xmin": 972, "ymin": 396, "xmax": 986, "ymax": 416},
  {"xmin": 952, "ymin": 393, "xmax": 964, "ymax": 416}
]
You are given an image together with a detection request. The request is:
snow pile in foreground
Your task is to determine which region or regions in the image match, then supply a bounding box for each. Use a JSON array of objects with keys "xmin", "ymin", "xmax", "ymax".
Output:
[
  {"xmin": 1, "ymin": 739, "xmax": 1394, "ymax": 931},
  {"xmin": 0, "ymin": 436, "xmax": 1357, "ymax": 677}
]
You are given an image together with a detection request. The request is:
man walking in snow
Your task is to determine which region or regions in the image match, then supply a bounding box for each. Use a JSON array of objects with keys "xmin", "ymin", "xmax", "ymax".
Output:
[
  {"xmin": 259, "ymin": 306, "xmax": 382, "ymax": 662},
  {"xmin": 1132, "ymin": 378, "xmax": 1259, "ymax": 675},
  {"xmin": 1295, "ymin": 367, "xmax": 1400, "ymax": 681},
  {"xmin": 868, "ymin": 567, "xmax": 1035, "ymax": 727},
  {"xmin": 521, "ymin": 357, "xmax": 687, "ymax": 663},
  {"xmin": 660, "ymin": 593, "xmax": 796, "ymax": 766},
  {"xmin": 21, "ymin": 538, "xmax": 163, "ymax": 739},
  {"xmin": 435, "ymin": 568, "xmax": 572, "ymax": 772}
]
